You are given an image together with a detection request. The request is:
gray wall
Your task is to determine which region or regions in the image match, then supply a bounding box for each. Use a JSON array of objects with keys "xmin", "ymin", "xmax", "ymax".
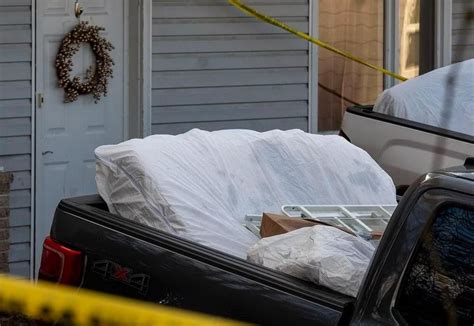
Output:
[
  {"xmin": 151, "ymin": 0, "xmax": 311, "ymax": 135},
  {"xmin": 0, "ymin": 0, "xmax": 32, "ymax": 278},
  {"xmin": 452, "ymin": 0, "xmax": 474, "ymax": 63}
]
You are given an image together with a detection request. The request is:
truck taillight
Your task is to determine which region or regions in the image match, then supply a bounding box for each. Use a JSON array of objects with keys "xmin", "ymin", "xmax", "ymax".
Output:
[{"xmin": 39, "ymin": 236, "xmax": 84, "ymax": 286}]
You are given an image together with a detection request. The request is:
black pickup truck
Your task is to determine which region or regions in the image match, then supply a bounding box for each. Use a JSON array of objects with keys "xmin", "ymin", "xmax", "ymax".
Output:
[{"xmin": 39, "ymin": 161, "xmax": 473, "ymax": 325}]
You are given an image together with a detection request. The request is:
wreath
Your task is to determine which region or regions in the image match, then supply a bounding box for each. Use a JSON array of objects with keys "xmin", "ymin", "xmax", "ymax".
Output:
[{"xmin": 55, "ymin": 21, "xmax": 114, "ymax": 103}]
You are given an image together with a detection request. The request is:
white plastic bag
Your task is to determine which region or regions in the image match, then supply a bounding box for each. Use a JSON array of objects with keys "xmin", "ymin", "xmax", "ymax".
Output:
[{"xmin": 247, "ymin": 225, "xmax": 375, "ymax": 297}]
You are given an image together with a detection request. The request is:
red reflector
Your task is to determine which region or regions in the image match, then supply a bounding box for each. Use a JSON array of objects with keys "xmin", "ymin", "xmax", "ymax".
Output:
[{"xmin": 39, "ymin": 236, "xmax": 83, "ymax": 286}]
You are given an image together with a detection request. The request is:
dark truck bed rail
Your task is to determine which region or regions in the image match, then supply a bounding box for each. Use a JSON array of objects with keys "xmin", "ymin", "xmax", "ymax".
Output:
[{"xmin": 345, "ymin": 105, "xmax": 474, "ymax": 144}]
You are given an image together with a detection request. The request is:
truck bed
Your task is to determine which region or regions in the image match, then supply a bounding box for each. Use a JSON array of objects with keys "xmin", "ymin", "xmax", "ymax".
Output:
[
  {"xmin": 50, "ymin": 195, "xmax": 355, "ymax": 326},
  {"xmin": 341, "ymin": 106, "xmax": 474, "ymax": 187}
]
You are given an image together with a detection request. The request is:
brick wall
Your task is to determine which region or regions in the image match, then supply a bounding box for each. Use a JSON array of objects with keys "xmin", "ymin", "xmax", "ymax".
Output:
[{"xmin": 0, "ymin": 172, "xmax": 13, "ymax": 273}]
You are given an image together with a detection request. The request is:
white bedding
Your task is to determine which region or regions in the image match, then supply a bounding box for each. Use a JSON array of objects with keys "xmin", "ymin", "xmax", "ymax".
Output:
[
  {"xmin": 95, "ymin": 129, "xmax": 396, "ymax": 259},
  {"xmin": 374, "ymin": 59, "xmax": 474, "ymax": 136}
]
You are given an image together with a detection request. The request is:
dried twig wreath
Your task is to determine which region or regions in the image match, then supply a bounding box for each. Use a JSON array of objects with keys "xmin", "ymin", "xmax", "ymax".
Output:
[{"xmin": 55, "ymin": 21, "xmax": 114, "ymax": 103}]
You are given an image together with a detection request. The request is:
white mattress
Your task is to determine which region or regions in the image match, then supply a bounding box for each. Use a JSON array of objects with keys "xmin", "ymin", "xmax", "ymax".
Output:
[
  {"xmin": 95, "ymin": 129, "xmax": 396, "ymax": 259},
  {"xmin": 374, "ymin": 59, "xmax": 474, "ymax": 136}
]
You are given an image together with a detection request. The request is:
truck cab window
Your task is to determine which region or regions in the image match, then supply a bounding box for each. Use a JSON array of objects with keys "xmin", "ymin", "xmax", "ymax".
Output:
[{"xmin": 394, "ymin": 206, "xmax": 474, "ymax": 325}]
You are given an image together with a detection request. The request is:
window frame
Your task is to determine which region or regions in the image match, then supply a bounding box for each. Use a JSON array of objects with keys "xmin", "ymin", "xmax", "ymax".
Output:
[
  {"xmin": 434, "ymin": 0, "xmax": 452, "ymax": 67},
  {"xmin": 390, "ymin": 202, "xmax": 474, "ymax": 325},
  {"xmin": 384, "ymin": 0, "xmax": 401, "ymax": 89},
  {"xmin": 315, "ymin": 0, "xmax": 446, "ymax": 132}
]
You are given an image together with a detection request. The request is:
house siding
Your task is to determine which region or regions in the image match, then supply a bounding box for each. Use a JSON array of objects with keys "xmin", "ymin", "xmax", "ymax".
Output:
[
  {"xmin": 0, "ymin": 0, "xmax": 32, "ymax": 278},
  {"xmin": 151, "ymin": 0, "xmax": 310, "ymax": 134},
  {"xmin": 452, "ymin": 0, "xmax": 474, "ymax": 63}
]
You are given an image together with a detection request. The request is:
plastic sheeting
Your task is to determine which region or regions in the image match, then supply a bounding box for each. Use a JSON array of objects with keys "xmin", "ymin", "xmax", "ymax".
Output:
[
  {"xmin": 248, "ymin": 225, "xmax": 375, "ymax": 297},
  {"xmin": 374, "ymin": 59, "xmax": 474, "ymax": 136},
  {"xmin": 95, "ymin": 129, "xmax": 396, "ymax": 259}
]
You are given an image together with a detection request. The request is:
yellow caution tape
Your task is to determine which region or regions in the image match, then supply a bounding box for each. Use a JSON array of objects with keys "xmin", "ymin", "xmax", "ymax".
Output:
[
  {"xmin": 0, "ymin": 275, "xmax": 249, "ymax": 326},
  {"xmin": 228, "ymin": 0, "xmax": 408, "ymax": 82}
]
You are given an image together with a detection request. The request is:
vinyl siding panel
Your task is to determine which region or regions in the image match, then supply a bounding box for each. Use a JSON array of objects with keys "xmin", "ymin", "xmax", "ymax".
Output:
[
  {"xmin": 8, "ymin": 261, "xmax": 29, "ymax": 278},
  {"xmin": 0, "ymin": 25, "xmax": 31, "ymax": 43},
  {"xmin": 153, "ymin": 18, "xmax": 308, "ymax": 36},
  {"xmin": 0, "ymin": 44, "xmax": 31, "ymax": 63},
  {"xmin": 152, "ymin": 101, "xmax": 308, "ymax": 124},
  {"xmin": 152, "ymin": 2, "xmax": 308, "ymax": 18},
  {"xmin": 452, "ymin": 0, "xmax": 474, "ymax": 63},
  {"xmin": 0, "ymin": 136, "xmax": 31, "ymax": 156},
  {"xmin": 153, "ymin": 51, "xmax": 309, "ymax": 71},
  {"xmin": 0, "ymin": 100, "xmax": 31, "ymax": 118},
  {"xmin": 152, "ymin": 0, "xmax": 310, "ymax": 134},
  {"xmin": 0, "ymin": 155, "xmax": 30, "ymax": 172},
  {"xmin": 0, "ymin": 63, "xmax": 31, "ymax": 81},
  {"xmin": 9, "ymin": 208, "xmax": 30, "ymax": 228},
  {"xmin": 9, "ymin": 226, "xmax": 30, "ymax": 244},
  {"xmin": 0, "ymin": 0, "xmax": 32, "ymax": 276},
  {"xmin": 0, "ymin": 6, "xmax": 31, "ymax": 25},
  {"xmin": 152, "ymin": 84, "xmax": 308, "ymax": 106},
  {"xmin": 0, "ymin": 118, "xmax": 31, "ymax": 137},
  {"xmin": 9, "ymin": 190, "xmax": 30, "ymax": 210},
  {"xmin": 153, "ymin": 35, "xmax": 308, "ymax": 53},
  {"xmin": 153, "ymin": 68, "xmax": 308, "ymax": 88},
  {"xmin": 8, "ymin": 243, "xmax": 30, "ymax": 266}
]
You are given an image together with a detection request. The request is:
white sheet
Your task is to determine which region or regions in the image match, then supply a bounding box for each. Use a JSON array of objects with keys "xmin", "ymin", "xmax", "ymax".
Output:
[
  {"xmin": 248, "ymin": 225, "xmax": 375, "ymax": 297},
  {"xmin": 374, "ymin": 59, "xmax": 474, "ymax": 136},
  {"xmin": 95, "ymin": 129, "xmax": 396, "ymax": 259}
]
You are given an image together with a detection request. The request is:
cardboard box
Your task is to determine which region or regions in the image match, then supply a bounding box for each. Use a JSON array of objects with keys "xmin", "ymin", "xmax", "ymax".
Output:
[{"xmin": 260, "ymin": 213, "xmax": 355, "ymax": 238}]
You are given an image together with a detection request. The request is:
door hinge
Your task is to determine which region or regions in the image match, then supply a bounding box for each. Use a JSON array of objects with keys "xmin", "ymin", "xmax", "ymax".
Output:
[{"xmin": 37, "ymin": 93, "xmax": 44, "ymax": 108}]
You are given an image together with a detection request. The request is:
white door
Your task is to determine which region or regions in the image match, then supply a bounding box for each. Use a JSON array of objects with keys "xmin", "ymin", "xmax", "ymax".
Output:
[{"xmin": 35, "ymin": 0, "xmax": 126, "ymax": 273}]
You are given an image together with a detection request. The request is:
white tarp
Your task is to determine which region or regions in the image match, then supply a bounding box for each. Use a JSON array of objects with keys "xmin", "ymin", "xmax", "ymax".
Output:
[
  {"xmin": 374, "ymin": 59, "xmax": 474, "ymax": 136},
  {"xmin": 95, "ymin": 129, "xmax": 396, "ymax": 259},
  {"xmin": 248, "ymin": 225, "xmax": 375, "ymax": 297}
]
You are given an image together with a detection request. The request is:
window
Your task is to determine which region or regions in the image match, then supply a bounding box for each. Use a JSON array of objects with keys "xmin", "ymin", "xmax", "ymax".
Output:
[
  {"xmin": 316, "ymin": 0, "xmax": 428, "ymax": 132},
  {"xmin": 317, "ymin": 0, "xmax": 384, "ymax": 132},
  {"xmin": 400, "ymin": 0, "xmax": 420, "ymax": 79},
  {"xmin": 394, "ymin": 206, "xmax": 474, "ymax": 325}
]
